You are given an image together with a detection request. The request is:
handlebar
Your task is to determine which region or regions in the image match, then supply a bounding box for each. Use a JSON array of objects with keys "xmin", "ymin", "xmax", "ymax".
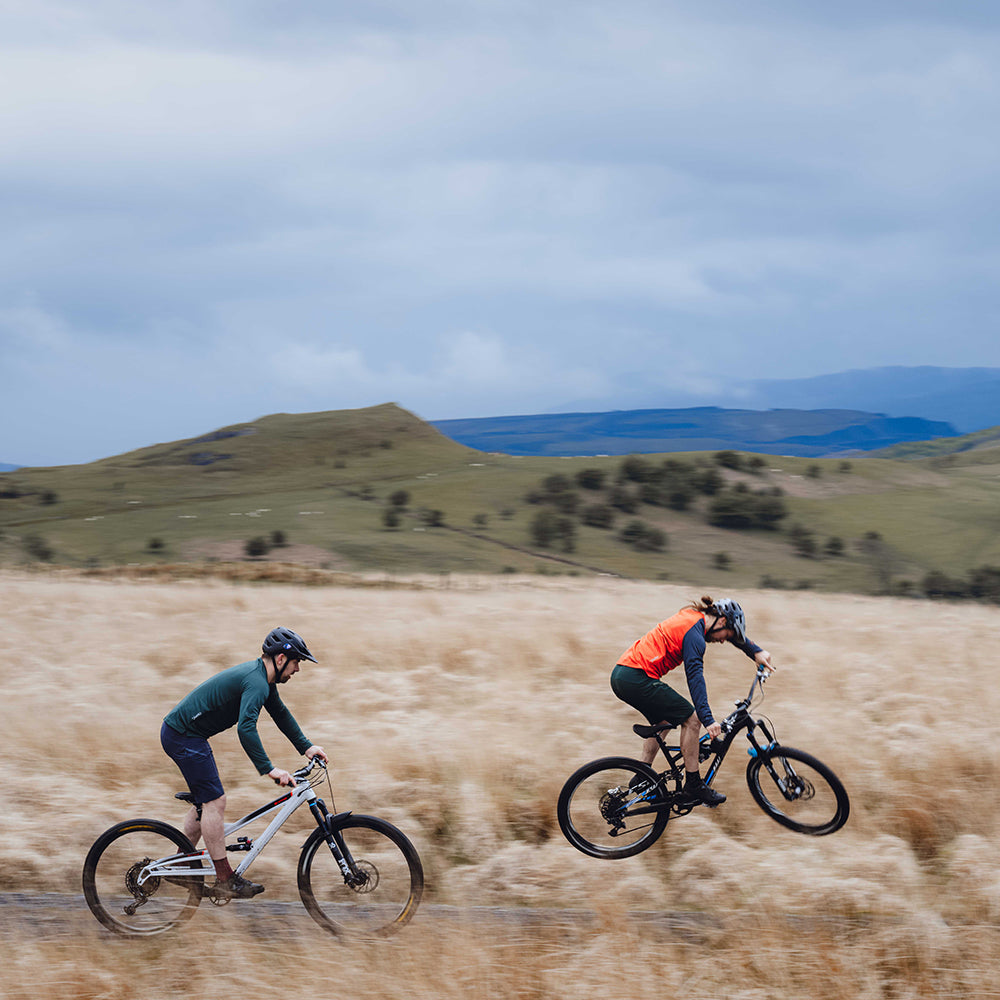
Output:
[
  {"xmin": 293, "ymin": 757, "xmax": 327, "ymax": 783},
  {"xmin": 723, "ymin": 666, "xmax": 773, "ymax": 726}
]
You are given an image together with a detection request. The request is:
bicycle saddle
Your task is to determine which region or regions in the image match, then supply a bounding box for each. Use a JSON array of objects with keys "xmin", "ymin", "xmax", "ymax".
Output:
[{"xmin": 632, "ymin": 722, "xmax": 675, "ymax": 738}]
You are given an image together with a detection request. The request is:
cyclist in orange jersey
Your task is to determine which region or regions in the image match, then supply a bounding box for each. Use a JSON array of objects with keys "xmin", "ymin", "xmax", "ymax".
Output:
[{"xmin": 611, "ymin": 596, "xmax": 773, "ymax": 807}]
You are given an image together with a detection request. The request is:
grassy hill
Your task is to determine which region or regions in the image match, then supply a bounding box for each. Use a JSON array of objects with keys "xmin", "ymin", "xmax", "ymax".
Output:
[{"xmin": 3, "ymin": 403, "xmax": 1000, "ymax": 595}]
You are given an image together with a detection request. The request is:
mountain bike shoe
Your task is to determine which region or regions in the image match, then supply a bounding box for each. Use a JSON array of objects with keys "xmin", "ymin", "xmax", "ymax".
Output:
[
  {"xmin": 207, "ymin": 874, "xmax": 265, "ymax": 900},
  {"xmin": 681, "ymin": 783, "xmax": 727, "ymax": 808}
]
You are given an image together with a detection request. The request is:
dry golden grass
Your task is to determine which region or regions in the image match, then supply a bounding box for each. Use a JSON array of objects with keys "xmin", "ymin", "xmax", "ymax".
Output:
[{"xmin": 3, "ymin": 569, "xmax": 1000, "ymax": 998}]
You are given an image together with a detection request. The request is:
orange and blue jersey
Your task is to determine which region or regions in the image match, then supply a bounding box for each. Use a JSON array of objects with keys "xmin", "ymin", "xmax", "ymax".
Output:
[{"xmin": 617, "ymin": 608, "xmax": 761, "ymax": 726}]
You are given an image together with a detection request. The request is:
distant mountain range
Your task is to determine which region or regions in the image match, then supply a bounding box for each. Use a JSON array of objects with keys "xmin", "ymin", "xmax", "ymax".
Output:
[
  {"xmin": 733, "ymin": 366, "xmax": 1000, "ymax": 434},
  {"xmin": 4, "ymin": 366, "xmax": 999, "ymax": 469},
  {"xmin": 432, "ymin": 408, "xmax": 956, "ymax": 458},
  {"xmin": 432, "ymin": 365, "xmax": 1000, "ymax": 458},
  {"xmin": 555, "ymin": 365, "xmax": 1000, "ymax": 435}
]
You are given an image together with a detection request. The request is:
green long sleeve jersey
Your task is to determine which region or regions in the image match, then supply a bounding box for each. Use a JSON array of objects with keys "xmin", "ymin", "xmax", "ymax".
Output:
[{"xmin": 163, "ymin": 658, "xmax": 312, "ymax": 775}]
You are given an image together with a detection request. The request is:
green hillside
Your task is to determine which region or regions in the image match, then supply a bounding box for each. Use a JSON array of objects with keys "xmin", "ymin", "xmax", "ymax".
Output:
[{"xmin": 3, "ymin": 403, "xmax": 1000, "ymax": 596}]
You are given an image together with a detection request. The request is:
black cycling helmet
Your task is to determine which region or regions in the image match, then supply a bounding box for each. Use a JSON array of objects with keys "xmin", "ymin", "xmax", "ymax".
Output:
[
  {"xmin": 711, "ymin": 598, "xmax": 747, "ymax": 644},
  {"xmin": 262, "ymin": 627, "xmax": 317, "ymax": 663}
]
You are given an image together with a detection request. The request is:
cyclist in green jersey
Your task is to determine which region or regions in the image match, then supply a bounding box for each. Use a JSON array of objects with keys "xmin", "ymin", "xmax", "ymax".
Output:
[{"xmin": 161, "ymin": 627, "xmax": 328, "ymax": 899}]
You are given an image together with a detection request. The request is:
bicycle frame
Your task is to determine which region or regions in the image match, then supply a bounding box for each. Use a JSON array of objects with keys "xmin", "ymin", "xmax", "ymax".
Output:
[
  {"xmin": 134, "ymin": 761, "xmax": 357, "ymax": 889},
  {"xmin": 632, "ymin": 668, "xmax": 778, "ymax": 814}
]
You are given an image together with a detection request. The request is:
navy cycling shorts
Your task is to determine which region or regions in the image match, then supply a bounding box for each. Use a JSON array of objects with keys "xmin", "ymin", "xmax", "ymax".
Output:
[{"xmin": 160, "ymin": 720, "xmax": 225, "ymax": 805}]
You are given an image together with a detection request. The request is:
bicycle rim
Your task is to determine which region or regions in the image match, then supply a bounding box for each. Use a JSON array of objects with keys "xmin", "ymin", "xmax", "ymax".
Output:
[
  {"xmin": 746, "ymin": 746, "xmax": 850, "ymax": 835},
  {"xmin": 82, "ymin": 820, "xmax": 204, "ymax": 936},
  {"xmin": 557, "ymin": 757, "xmax": 670, "ymax": 859},
  {"xmin": 298, "ymin": 815, "xmax": 423, "ymax": 936}
]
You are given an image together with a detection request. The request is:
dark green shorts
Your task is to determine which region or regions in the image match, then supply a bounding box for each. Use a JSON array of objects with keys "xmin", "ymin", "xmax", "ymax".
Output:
[{"xmin": 610, "ymin": 664, "xmax": 694, "ymax": 727}]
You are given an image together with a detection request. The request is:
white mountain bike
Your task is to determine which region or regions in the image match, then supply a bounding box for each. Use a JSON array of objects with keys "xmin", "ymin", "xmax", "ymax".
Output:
[{"xmin": 82, "ymin": 758, "xmax": 423, "ymax": 937}]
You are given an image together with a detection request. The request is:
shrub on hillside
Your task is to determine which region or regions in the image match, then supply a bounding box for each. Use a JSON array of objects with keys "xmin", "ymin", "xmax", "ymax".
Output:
[
  {"xmin": 618, "ymin": 520, "xmax": 667, "ymax": 552},
  {"xmin": 24, "ymin": 534, "xmax": 53, "ymax": 562},
  {"xmin": 921, "ymin": 570, "xmax": 969, "ymax": 600},
  {"xmin": 575, "ymin": 468, "xmax": 607, "ymax": 490},
  {"xmin": 708, "ymin": 487, "xmax": 788, "ymax": 530},
  {"xmin": 580, "ymin": 503, "xmax": 615, "ymax": 529},
  {"xmin": 714, "ymin": 450, "xmax": 745, "ymax": 471},
  {"xmin": 245, "ymin": 536, "xmax": 271, "ymax": 558},
  {"xmin": 619, "ymin": 455, "xmax": 657, "ymax": 483},
  {"xmin": 530, "ymin": 509, "xmax": 576, "ymax": 552},
  {"xmin": 608, "ymin": 485, "xmax": 639, "ymax": 514}
]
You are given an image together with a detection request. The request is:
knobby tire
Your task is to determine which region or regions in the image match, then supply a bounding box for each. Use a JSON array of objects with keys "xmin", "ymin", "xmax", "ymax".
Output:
[
  {"xmin": 82, "ymin": 819, "xmax": 204, "ymax": 936},
  {"xmin": 557, "ymin": 756, "xmax": 670, "ymax": 859},
  {"xmin": 297, "ymin": 814, "xmax": 423, "ymax": 936},
  {"xmin": 745, "ymin": 745, "xmax": 850, "ymax": 835}
]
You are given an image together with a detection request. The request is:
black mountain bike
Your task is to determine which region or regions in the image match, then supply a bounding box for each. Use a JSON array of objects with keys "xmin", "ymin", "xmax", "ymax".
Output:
[{"xmin": 558, "ymin": 668, "xmax": 850, "ymax": 858}]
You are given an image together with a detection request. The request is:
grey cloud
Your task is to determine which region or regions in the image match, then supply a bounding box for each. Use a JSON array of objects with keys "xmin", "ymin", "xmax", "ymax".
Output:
[{"xmin": 3, "ymin": 2, "xmax": 1000, "ymax": 464}]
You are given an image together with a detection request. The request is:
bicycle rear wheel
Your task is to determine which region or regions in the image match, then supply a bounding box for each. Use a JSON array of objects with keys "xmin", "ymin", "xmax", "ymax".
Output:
[
  {"xmin": 82, "ymin": 819, "xmax": 204, "ymax": 936},
  {"xmin": 298, "ymin": 815, "xmax": 423, "ymax": 936},
  {"xmin": 745, "ymin": 746, "xmax": 850, "ymax": 835},
  {"xmin": 557, "ymin": 756, "xmax": 669, "ymax": 859}
]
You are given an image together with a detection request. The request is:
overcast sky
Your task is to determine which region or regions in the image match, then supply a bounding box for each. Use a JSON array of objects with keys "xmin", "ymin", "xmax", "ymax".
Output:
[{"xmin": 3, "ymin": 1, "xmax": 1000, "ymax": 466}]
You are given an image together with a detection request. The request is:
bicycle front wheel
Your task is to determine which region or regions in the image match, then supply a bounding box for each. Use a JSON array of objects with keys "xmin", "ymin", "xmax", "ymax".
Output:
[
  {"xmin": 82, "ymin": 819, "xmax": 204, "ymax": 936},
  {"xmin": 298, "ymin": 815, "xmax": 423, "ymax": 937},
  {"xmin": 746, "ymin": 746, "xmax": 850, "ymax": 835},
  {"xmin": 557, "ymin": 756, "xmax": 669, "ymax": 859}
]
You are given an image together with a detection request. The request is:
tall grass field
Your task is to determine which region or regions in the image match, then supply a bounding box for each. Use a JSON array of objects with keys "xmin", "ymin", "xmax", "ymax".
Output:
[{"xmin": 2, "ymin": 570, "xmax": 999, "ymax": 998}]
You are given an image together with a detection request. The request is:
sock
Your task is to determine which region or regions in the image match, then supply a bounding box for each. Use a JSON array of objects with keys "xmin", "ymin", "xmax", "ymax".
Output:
[
  {"xmin": 685, "ymin": 770, "xmax": 702, "ymax": 789},
  {"xmin": 212, "ymin": 857, "xmax": 234, "ymax": 881}
]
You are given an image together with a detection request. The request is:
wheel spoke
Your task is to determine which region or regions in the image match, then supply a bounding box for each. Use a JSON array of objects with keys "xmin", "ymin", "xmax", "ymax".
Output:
[
  {"xmin": 558, "ymin": 758, "xmax": 671, "ymax": 859},
  {"xmin": 83, "ymin": 822, "xmax": 204, "ymax": 936},
  {"xmin": 746, "ymin": 747, "xmax": 849, "ymax": 835},
  {"xmin": 298, "ymin": 817, "xmax": 423, "ymax": 936}
]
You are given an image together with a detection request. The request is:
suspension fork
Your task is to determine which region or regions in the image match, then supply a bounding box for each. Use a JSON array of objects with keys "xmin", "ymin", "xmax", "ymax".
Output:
[
  {"xmin": 307, "ymin": 799, "xmax": 363, "ymax": 880},
  {"xmin": 744, "ymin": 719, "xmax": 795, "ymax": 790}
]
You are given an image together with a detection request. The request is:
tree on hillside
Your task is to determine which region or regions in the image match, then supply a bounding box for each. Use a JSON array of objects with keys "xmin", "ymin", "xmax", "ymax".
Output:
[
  {"xmin": 824, "ymin": 536, "xmax": 845, "ymax": 557},
  {"xmin": 530, "ymin": 509, "xmax": 576, "ymax": 552},
  {"xmin": 24, "ymin": 534, "xmax": 53, "ymax": 562},
  {"xmin": 619, "ymin": 520, "xmax": 667, "ymax": 552},
  {"xmin": 245, "ymin": 536, "xmax": 271, "ymax": 558},
  {"xmin": 575, "ymin": 468, "xmax": 606, "ymax": 490},
  {"xmin": 714, "ymin": 450, "xmax": 744, "ymax": 471},
  {"xmin": 707, "ymin": 492, "xmax": 755, "ymax": 529},
  {"xmin": 608, "ymin": 485, "xmax": 639, "ymax": 514},
  {"xmin": 857, "ymin": 531, "xmax": 898, "ymax": 593},
  {"xmin": 708, "ymin": 487, "xmax": 788, "ymax": 531},
  {"xmin": 969, "ymin": 566, "xmax": 1000, "ymax": 602},
  {"xmin": 581, "ymin": 503, "xmax": 615, "ymax": 529},
  {"xmin": 789, "ymin": 523, "xmax": 818, "ymax": 559},
  {"xmin": 619, "ymin": 455, "xmax": 656, "ymax": 483}
]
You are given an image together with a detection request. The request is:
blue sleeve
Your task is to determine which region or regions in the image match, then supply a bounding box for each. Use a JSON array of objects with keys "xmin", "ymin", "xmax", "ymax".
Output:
[
  {"xmin": 681, "ymin": 622, "xmax": 715, "ymax": 727},
  {"xmin": 732, "ymin": 635, "xmax": 762, "ymax": 659}
]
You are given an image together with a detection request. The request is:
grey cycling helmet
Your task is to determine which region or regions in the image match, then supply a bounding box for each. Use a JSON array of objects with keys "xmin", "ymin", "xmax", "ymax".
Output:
[
  {"xmin": 712, "ymin": 598, "xmax": 747, "ymax": 644},
  {"xmin": 262, "ymin": 627, "xmax": 317, "ymax": 663}
]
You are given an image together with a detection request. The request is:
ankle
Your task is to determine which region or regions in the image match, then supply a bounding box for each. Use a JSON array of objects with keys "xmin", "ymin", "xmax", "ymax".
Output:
[
  {"xmin": 685, "ymin": 770, "xmax": 702, "ymax": 788},
  {"xmin": 212, "ymin": 857, "xmax": 234, "ymax": 881}
]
